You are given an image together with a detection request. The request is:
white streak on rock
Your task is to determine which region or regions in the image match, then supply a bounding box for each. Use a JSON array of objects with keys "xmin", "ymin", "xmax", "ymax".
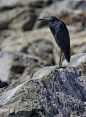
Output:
[
  {"xmin": 76, "ymin": 54, "xmax": 86, "ymax": 65},
  {"xmin": 0, "ymin": 82, "xmax": 25, "ymax": 106},
  {"xmin": 32, "ymin": 66, "xmax": 56, "ymax": 80}
]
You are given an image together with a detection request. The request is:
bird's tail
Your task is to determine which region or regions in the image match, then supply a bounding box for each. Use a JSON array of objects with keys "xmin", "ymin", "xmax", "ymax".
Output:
[{"xmin": 64, "ymin": 50, "xmax": 70, "ymax": 62}]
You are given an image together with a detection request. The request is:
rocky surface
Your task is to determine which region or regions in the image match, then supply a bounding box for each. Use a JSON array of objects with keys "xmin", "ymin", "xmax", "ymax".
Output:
[
  {"xmin": 0, "ymin": 56, "xmax": 86, "ymax": 116},
  {"xmin": 21, "ymin": 39, "xmax": 54, "ymax": 64},
  {"xmin": 0, "ymin": 6, "xmax": 37, "ymax": 31},
  {"xmin": 1, "ymin": 28, "xmax": 86, "ymax": 62},
  {"xmin": 0, "ymin": 51, "xmax": 49, "ymax": 84},
  {"xmin": 0, "ymin": 0, "xmax": 52, "ymax": 10},
  {"xmin": 0, "ymin": 0, "xmax": 86, "ymax": 117},
  {"xmin": 33, "ymin": 0, "xmax": 86, "ymax": 31}
]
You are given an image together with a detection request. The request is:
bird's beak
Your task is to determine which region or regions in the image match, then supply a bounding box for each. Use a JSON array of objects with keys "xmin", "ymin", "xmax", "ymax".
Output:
[{"xmin": 38, "ymin": 18, "xmax": 49, "ymax": 21}]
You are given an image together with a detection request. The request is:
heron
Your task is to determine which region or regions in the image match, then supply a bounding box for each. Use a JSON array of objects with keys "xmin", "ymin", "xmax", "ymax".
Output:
[{"xmin": 38, "ymin": 16, "xmax": 70, "ymax": 67}]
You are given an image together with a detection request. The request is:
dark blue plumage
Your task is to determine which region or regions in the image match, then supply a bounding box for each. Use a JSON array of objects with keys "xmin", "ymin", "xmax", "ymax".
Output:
[{"xmin": 38, "ymin": 16, "xmax": 70, "ymax": 66}]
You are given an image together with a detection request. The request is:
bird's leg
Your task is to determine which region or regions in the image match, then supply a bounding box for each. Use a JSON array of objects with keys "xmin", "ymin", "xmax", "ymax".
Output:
[
  {"xmin": 59, "ymin": 51, "xmax": 67, "ymax": 68},
  {"xmin": 61, "ymin": 53, "xmax": 64, "ymax": 66},
  {"xmin": 59, "ymin": 48, "xmax": 62, "ymax": 67}
]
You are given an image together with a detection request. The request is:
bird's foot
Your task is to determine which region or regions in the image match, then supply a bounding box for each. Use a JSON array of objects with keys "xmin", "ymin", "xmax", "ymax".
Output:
[
  {"xmin": 59, "ymin": 66, "xmax": 67, "ymax": 68},
  {"xmin": 56, "ymin": 65, "xmax": 72, "ymax": 69}
]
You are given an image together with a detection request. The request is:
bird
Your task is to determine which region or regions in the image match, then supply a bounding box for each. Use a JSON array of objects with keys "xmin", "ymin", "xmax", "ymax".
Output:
[{"xmin": 38, "ymin": 16, "xmax": 70, "ymax": 67}]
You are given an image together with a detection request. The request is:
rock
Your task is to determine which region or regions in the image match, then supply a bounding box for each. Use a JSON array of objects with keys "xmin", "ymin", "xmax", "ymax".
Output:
[
  {"xmin": 0, "ymin": 30, "xmax": 21, "ymax": 47},
  {"xmin": 1, "ymin": 28, "xmax": 86, "ymax": 65},
  {"xmin": 0, "ymin": 0, "xmax": 32, "ymax": 11},
  {"xmin": 68, "ymin": 0, "xmax": 86, "ymax": 10},
  {"xmin": 0, "ymin": 63, "xmax": 86, "ymax": 116},
  {"xmin": 33, "ymin": 1, "xmax": 86, "ymax": 30},
  {"xmin": 1, "ymin": 28, "xmax": 54, "ymax": 52},
  {"xmin": 0, "ymin": 0, "xmax": 52, "ymax": 11},
  {"xmin": 62, "ymin": 53, "xmax": 86, "ymax": 68},
  {"xmin": 77, "ymin": 43, "xmax": 86, "ymax": 54},
  {"xmin": 0, "ymin": 0, "xmax": 29, "ymax": 10},
  {"xmin": 29, "ymin": 0, "xmax": 52, "ymax": 8},
  {"xmin": 0, "ymin": 6, "xmax": 37, "ymax": 31},
  {"xmin": 0, "ymin": 51, "xmax": 13, "ymax": 82},
  {"xmin": 0, "ymin": 51, "xmax": 49, "ymax": 84},
  {"xmin": 53, "ymin": 47, "xmax": 59, "ymax": 65},
  {"xmin": 1, "ymin": 28, "xmax": 86, "ymax": 52},
  {"xmin": 21, "ymin": 39, "xmax": 54, "ymax": 64}
]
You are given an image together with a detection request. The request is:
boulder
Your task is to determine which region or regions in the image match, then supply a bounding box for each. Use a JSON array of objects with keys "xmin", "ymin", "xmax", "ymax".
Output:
[
  {"xmin": 21, "ymin": 39, "xmax": 54, "ymax": 64},
  {"xmin": 63, "ymin": 53, "xmax": 86, "ymax": 68},
  {"xmin": 0, "ymin": 51, "xmax": 49, "ymax": 85},
  {"xmin": 0, "ymin": 54, "xmax": 86, "ymax": 116},
  {"xmin": 0, "ymin": 6, "xmax": 37, "ymax": 31},
  {"xmin": 0, "ymin": 30, "xmax": 21, "ymax": 47}
]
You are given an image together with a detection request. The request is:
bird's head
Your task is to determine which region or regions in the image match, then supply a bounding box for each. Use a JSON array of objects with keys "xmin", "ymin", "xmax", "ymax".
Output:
[{"xmin": 38, "ymin": 16, "xmax": 58, "ymax": 22}]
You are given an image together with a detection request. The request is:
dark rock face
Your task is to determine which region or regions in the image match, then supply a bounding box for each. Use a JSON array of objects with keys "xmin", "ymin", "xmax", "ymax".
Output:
[
  {"xmin": 39, "ymin": 68, "xmax": 86, "ymax": 116},
  {"xmin": 0, "ymin": 65, "xmax": 86, "ymax": 116}
]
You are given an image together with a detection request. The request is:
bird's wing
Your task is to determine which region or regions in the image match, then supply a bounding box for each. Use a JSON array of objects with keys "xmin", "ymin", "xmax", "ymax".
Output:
[{"xmin": 54, "ymin": 21, "xmax": 70, "ymax": 51}]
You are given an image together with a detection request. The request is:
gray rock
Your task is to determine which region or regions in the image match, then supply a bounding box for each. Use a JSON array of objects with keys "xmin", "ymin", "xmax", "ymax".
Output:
[
  {"xmin": 0, "ymin": 0, "xmax": 30, "ymax": 10},
  {"xmin": 0, "ymin": 51, "xmax": 13, "ymax": 82},
  {"xmin": 21, "ymin": 39, "xmax": 54, "ymax": 64},
  {"xmin": 1, "ymin": 28, "xmax": 86, "ymax": 66},
  {"xmin": 0, "ymin": 30, "xmax": 21, "ymax": 48},
  {"xmin": 33, "ymin": 0, "xmax": 86, "ymax": 30},
  {"xmin": 77, "ymin": 43, "xmax": 86, "ymax": 54},
  {"xmin": 0, "ymin": 6, "xmax": 37, "ymax": 31},
  {"xmin": 62, "ymin": 53, "xmax": 86, "ymax": 68},
  {"xmin": 28, "ymin": 0, "xmax": 52, "ymax": 8},
  {"xmin": 0, "ymin": 0, "xmax": 52, "ymax": 11},
  {"xmin": 0, "ymin": 64, "xmax": 86, "ymax": 116},
  {"xmin": 67, "ymin": 0, "xmax": 86, "ymax": 10},
  {"xmin": 0, "ymin": 51, "xmax": 49, "ymax": 84}
]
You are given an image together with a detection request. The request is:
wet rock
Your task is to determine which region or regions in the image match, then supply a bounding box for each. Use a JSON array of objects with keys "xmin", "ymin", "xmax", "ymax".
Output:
[
  {"xmin": 21, "ymin": 39, "xmax": 54, "ymax": 64},
  {"xmin": 0, "ymin": 63, "xmax": 86, "ymax": 116},
  {"xmin": 0, "ymin": 6, "xmax": 37, "ymax": 31}
]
